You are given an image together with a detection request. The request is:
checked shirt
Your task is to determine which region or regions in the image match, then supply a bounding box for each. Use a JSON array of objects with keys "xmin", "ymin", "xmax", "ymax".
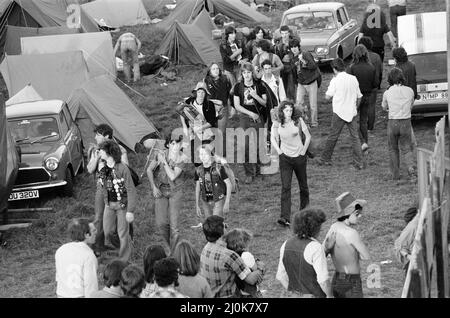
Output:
[{"xmin": 200, "ymin": 239, "xmax": 251, "ymax": 298}]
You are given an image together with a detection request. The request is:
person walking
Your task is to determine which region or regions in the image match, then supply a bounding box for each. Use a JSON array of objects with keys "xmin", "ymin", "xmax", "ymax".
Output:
[
  {"xmin": 274, "ymin": 25, "xmax": 297, "ymax": 101},
  {"xmin": 359, "ymin": 3, "xmax": 397, "ymax": 63},
  {"xmin": 323, "ymin": 192, "xmax": 370, "ymax": 298},
  {"xmin": 233, "ymin": 62, "xmax": 268, "ymax": 184},
  {"xmin": 113, "ymin": 32, "xmax": 141, "ymax": 82},
  {"xmin": 291, "ymin": 39, "xmax": 321, "ymax": 128},
  {"xmin": 98, "ymin": 140, "xmax": 136, "ymax": 262},
  {"xmin": 147, "ymin": 133, "xmax": 189, "ymax": 251},
  {"xmin": 347, "ymin": 44, "xmax": 378, "ymax": 152},
  {"xmin": 316, "ymin": 58, "xmax": 364, "ymax": 169},
  {"xmin": 276, "ymin": 208, "xmax": 332, "ymax": 298},
  {"xmin": 388, "ymin": 0, "xmax": 407, "ymax": 38},
  {"xmin": 271, "ymin": 100, "xmax": 310, "ymax": 227},
  {"xmin": 381, "ymin": 68, "xmax": 416, "ymax": 180},
  {"xmin": 220, "ymin": 26, "xmax": 245, "ymax": 87}
]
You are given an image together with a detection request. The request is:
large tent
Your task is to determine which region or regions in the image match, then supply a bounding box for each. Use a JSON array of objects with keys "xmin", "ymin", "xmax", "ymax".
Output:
[
  {"xmin": 67, "ymin": 74, "xmax": 159, "ymax": 152},
  {"xmin": 20, "ymin": 31, "xmax": 115, "ymax": 78},
  {"xmin": 0, "ymin": 93, "xmax": 19, "ymax": 216},
  {"xmin": 0, "ymin": 0, "xmax": 99, "ymax": 55},
  {"xmin": 155, "ymin": 21, "xmax": 222, "ymax": 66},
  {"xmin": 193, "ymin": 8, "xmax": 216, "ymax": 37},
  {"xmin": 0, "ymin": 50, "xmax": 90, "ymax": 101},
  {"xmin": 82, "ymin": 0, "xmax": 150, "ymax": 28},
  {"xmin": 156, "ymin": 0, "xmax": 270, "ymax": 32},
  {"xmin": 4, "ymin": 25, "xmax": 80, "ymax": 55}
]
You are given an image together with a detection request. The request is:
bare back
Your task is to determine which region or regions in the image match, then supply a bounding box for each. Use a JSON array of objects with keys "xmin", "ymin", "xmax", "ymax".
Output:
[{"xmin": 328, "ymin": 222, "xmax": 362, "ymax": 274}]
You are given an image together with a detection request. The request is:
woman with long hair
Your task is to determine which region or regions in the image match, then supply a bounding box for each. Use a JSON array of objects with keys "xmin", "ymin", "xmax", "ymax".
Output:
[
  {"xmin": 179, "ymin": 81, "xmax": 218, "ymax": 165},
  {"xmin": 245, "ymin": 26, "xmax": 268, "ymax": 60},
  {"xmin": 271, "ymin": 100, "xmax": 310, "ymax": 227},
  {"xmin": 204, "ymin": 63, "xmax": 232, "ymax": 134},
  {"xmin": 147, "ymin": 132, "xmax": 189, "ymax": 251},
  {"xmin": 140, "ymin": 244, "xmax": 167, "ymax": 298},
  {"xmin": 172, "ymin": 240, "xmax": 213, "ymax": 298}
]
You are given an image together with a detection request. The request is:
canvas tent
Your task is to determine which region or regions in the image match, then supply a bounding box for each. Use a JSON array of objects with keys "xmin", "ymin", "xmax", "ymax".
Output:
[
  {"xmin": 20, "ymin": 31, "xmax": 115, "ymax": 78},
  {"xmin": 0, "ymin": 93, "xmax": 19, "ymax": 216},
  {"xmin": 193, "ymin": 8, "xmax": 216, "ymax": 37},
  {"xmin": 0, "ymin": 0, "xmax": 99, "ymax": 55},
  {"xmin": 156, "ymin": 0, "xmax": 270, "ymax": 32},
  {"xmin": 4, "ymin": 25, "xmax": 80, "ymax": 55},
  {"xmin": 155, "ymin": 21, "xmax": 222, "ymax": 66},
  {"xmin": 82, "ymin": 0, "xmax": 150, "ymax": 28},
  {"xmin": 0, "ymin": 50, "xmax": 90, "ymax": 101},
  {"xmin": 67, "ymin": 74, "xmax": 158, "ymax": 151},
  {"xmin": 5, "ymin": 84, "xmax": 43, "ymax": 106}
]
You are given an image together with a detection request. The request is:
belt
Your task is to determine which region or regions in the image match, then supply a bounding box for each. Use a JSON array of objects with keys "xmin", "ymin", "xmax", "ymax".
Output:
[{"xmin": 335, "ymin": 272, "xmax": 360, "ymax": 279}]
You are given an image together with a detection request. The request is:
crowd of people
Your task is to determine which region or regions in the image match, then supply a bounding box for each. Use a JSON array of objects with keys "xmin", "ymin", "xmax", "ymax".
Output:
[{"xmin": 54, "ymin": 1, "xmax": 422, "ymax": 298}]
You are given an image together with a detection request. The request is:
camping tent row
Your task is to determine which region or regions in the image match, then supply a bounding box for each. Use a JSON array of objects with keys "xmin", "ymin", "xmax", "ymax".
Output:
[
  {"xmin": 156, "ymin": 0, "xmax": 271, "ymax": 33},
  {"xmin": 1, "ymin": 30, "xmax": 158, "ymax": 152}
]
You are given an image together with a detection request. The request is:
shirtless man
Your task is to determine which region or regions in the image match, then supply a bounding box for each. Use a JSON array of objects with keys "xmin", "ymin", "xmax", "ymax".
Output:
[
  {"xmin": 323, "ymin": 192, "xmax": 370, "ymax": 298},
  {"xmin": 113, "ymin": 32, "xmax": 142, "ymax": 82}
]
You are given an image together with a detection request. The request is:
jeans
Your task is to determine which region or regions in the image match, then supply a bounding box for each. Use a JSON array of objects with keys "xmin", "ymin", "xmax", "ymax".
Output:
[
  {"xmin": 368, "ymin": 90, "xmax": 377, "ymax": 131},
  {"xmin": 201, "ymin": 198, "xmax": 225, "ymax": 218},
  {"xmin": 296, "ymin": 80, "xmax": 318, "ymax": 126},
  {"xmin": 94, "ymin": 183, "xmax": 119, "ymax": 249},
  {"xmin": 358, "ymin": 93, "xmax": 371, "ymax": 144},
  {"xmin": 154, "ymin": 186, "xmax": 183, "ymax": 251},
  {"xmin": 321, "ymin": 113, "xmax": 363, "ymax": 166},
  {"xmin": 239, "ymin": 114, "xmax": 265, "ymax": 177},
  {"xmin": 332, "ymin": 272, "xmax": 363, "ymax": 298},
  {"xmin": 387, "ymin": 119, "xmax": 414, "ymax": 179},
  {"xmin": 121, "ymin": 48, "xmax": 140, "ymax": 82},
  {"xmin": 281, "ymin": 69, "xmax": 297, "ymax": 101},
  {"xmin": 372, "ymin": 47, "xmax": 384, "ymax": 64},
  {"xmin": 389, "ymin": 5, "xmax": 407, "ymax": 38},
  {"xmin": 279, "ymin": 153, "xmax": 309, "ymax": 221},
  {"xmin": 103, "ymin": 201, "xmax": 131, "ymax": 262}
]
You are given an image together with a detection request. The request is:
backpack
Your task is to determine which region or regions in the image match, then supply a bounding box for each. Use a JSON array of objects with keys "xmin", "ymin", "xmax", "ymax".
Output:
[{"xmin": 214, "ymin": 156, "xmax": 239, "ymax": 194}]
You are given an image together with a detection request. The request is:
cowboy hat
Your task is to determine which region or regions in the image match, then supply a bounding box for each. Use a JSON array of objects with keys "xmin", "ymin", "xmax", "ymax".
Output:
[{"xmin": 335, "ymin": 192, "xmax": 367, "ymax": 218}]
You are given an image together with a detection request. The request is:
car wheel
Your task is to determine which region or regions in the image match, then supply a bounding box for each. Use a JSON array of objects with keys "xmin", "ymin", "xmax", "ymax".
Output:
[{"xmin": 61, "ymin": 168, "xmax": 74, "ymax": 197}]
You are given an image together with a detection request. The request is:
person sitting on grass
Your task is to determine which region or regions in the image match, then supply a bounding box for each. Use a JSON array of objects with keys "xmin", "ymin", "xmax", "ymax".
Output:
[
  {"xmin": 55, "ymin": 218, "xmax": 98, "ymax": 298},
  {"xmin": 140, "ymin": 244, "xmax": 167, "ymax": 298},
  {"xmin": 148, "ymin": 258, "xmax": 187, "ymax": 298},
  {"xmin": 223, "ymin": 228, "xmax": 266, "ymax": 298},
  {"xmin": 120, "ymin": 265, "xmax": 145, "ymax": 298},
  {"xmin": 88, "ymin": 259, "xmax": 127, "ymax": 298},
  {"xmin": 172, "ymin": 239, "xmax": 213, "ymax": 298}
]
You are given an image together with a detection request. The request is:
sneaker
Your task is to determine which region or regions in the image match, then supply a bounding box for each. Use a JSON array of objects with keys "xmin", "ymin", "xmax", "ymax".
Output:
[
  {"xmin": 277, "ymin": 218, "xmax": 290, "ymax": 227},
  {"xmin": 310, "ymin": 123, "xmax": 318, "ymax": 128},
  {"xmin": 361, "ymin": 143, "xmax": 369, "ymax": 152},
  {"xmin": 190, "ymin": 222, "xmax": 203, "ymax": 229}
]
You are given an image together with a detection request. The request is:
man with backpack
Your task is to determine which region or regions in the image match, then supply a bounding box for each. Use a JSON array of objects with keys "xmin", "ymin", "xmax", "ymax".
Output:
[
  {"xmin": 195, "ymin": 144, "xmax": 233, "ymax": 218},
  {"xmin": 252, "ymin": 39, "xmax": 284, "ymax": 79}
]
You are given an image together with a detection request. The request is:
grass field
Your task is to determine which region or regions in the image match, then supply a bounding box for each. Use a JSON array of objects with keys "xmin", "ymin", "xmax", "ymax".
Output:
[{"xmin": 0, "ymin": 0, "xmax": 446, "ymax": 298}]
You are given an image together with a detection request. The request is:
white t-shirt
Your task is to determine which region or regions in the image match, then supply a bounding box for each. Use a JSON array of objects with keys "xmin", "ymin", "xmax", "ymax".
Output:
[
  {"xmin": 276, "ymin": 238, "xmax": 329, "ymax": 290},
  {"xmin": 326, "ymin": 72, "xmax": 362, "ymax": 123},
  {"xmin": 55, "ymin": 242, "xmax": 98, "ymax": 298},
  {"xmin": 381, "ymin": 85, "xmax": 414, "ymax": 119}
]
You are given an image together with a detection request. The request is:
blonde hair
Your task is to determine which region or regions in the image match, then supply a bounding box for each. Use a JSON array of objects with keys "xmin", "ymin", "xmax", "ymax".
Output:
[{"xmin": 172, "ymin": 240, "xmax": 200, "ymax": 276}]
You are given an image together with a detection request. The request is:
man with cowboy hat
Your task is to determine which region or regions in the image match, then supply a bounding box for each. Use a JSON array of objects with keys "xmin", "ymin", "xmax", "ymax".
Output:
[{"xmin": 322, "ymin": 192, "xmax": 370, "ymax": 298}]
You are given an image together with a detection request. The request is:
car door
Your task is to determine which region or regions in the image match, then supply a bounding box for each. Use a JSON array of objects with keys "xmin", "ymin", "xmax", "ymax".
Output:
[
  {"xmin": 336, "ymin": 7, "xmax": 351, "ymax": 58},
  {"xmin": 342, "ymin": 7, "xmax": 358, "ymax": 56},
  {"xmin": 61, "ymin": 105, "xmax": 82, "ymax": 174}
]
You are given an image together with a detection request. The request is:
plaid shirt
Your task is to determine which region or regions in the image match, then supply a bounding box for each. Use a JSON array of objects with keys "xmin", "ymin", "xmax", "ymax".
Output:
[
  {"xmin": 148, "ymin": 286, "xmax": 187, "ymax": 298},
  {"xmin": 200, "ymin": 239, "xmax": 251, "ymax": 298}
]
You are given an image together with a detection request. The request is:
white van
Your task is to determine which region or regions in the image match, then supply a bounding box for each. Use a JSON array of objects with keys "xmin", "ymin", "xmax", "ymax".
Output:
[{"xmin": 397, "ymin": 11, "xmax": 447, "ymax": 117}]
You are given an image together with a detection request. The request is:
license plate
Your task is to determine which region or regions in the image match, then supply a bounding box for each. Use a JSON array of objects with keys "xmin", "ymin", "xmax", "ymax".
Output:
[
  {"xmin": 419, "ymin": 91, "xmax": 448, "ymax": 101},
  {"xmin": 8, "ymin": 190, "xmax": 39, "ymax": 201}
]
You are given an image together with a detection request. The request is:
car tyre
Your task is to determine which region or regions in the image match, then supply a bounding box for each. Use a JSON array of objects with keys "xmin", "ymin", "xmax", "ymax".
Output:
[{"xmin": 61, "ymin": 168, "xmax": 74, "ymax": 197}]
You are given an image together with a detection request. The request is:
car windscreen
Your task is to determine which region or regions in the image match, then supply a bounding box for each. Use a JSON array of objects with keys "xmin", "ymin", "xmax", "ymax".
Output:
[
  {"xmin": 283, "ymin": 11, "xmax": 336, "ymax": 31},
  {"xmin": 409, "ymin": 52, "xmax": 447, "ymax": 84},
  {"xmin": 9, "ymin": 117, "xmax": 60, "ymax": 144}
]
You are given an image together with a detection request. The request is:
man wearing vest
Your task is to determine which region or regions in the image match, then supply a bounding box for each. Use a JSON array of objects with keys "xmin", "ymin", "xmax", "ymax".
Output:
[
  {"xmin": 276, "ymin": 208, "xmax": 332, "ymax": 298},
  {"xmin": 323, "ymin": 192, "xmax": 370, "ymax": 298},
  {"xmin": 195, "ymin": 145, "xmax": 232, "ymax": 218}
]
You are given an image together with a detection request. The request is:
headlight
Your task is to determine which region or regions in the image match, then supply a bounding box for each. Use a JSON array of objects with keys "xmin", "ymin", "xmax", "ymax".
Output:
[
  {"xmin": 45, "ymin": 157, "xmax": 59, "ymax": 171},
  {"xmin": 315, "ymin": 46, "xmax": 329, "ymax": 55}
]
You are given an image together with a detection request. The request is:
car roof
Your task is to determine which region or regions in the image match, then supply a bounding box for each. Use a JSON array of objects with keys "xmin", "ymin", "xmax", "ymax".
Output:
[
  {"xmin": 284, "ymin": 2, "xmax": 343, "ymax": 15},
  {"xmin": 398, "ymin": 11, "xmax": 446, "ymax": 55},
  {"xmin": 6, "ymin": 100, "xmax": 64, "ymax": 119}
]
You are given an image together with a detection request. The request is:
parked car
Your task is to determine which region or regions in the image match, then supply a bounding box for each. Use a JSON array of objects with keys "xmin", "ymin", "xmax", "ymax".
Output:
[
  {"xmin": 6, "ymin": 100, "xmax": 84, "ymax": 201},
  {"xmin": 397, "ymin": 11, "xmax": 447, "ymax": 118},
  {"xmin": 277, "ymin": 2, "xmax": 359, "ymax": 63}
]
